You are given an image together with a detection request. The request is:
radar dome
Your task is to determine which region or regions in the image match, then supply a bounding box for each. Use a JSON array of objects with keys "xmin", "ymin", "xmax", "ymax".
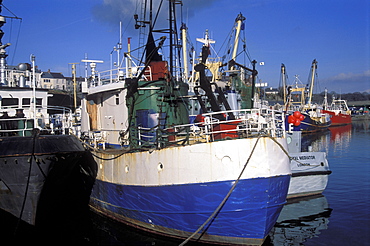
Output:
[{"xmin": 18, "ymin": 63, "xmax": 30, "ymax": 71}]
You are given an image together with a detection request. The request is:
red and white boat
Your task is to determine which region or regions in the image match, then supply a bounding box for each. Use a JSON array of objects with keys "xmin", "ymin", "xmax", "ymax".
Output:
[{"xmin": 322, "ymin": 98, "xmax": 352, "ymax": 126}]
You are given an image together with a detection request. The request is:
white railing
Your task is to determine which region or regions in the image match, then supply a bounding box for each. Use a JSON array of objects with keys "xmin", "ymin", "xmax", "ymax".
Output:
[
  {"xmin": 0, "ymin": 106, "xmax": 73, "ymax": 136},
  {"xmin": 83, "ymin": 108, "xmax": 286, "ymax": 149},
  {"xmin": 166, "ymin": 108, "xmax": 285, "ymax": 144},
  {"xmin": 92, "ymin": 65, "xmax": 153, "ymax": 87}
]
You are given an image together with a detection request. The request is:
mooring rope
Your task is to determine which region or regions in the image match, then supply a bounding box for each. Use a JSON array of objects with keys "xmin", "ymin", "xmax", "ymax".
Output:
[
  {"xmin": 179, "ymin": 135, "xmax": 263, "ymax": 245},
  {"xmin": 179, "ymin": 133, "xmax": 292, "ymax": 246},
  {"xmin": 72, "ymin": 130, "xmax": 303, "ymax": 245}
]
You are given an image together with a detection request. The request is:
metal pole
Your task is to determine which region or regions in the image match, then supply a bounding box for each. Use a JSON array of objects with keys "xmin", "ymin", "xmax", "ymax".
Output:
[
  {"xmin": 169, "ymin": 1, "xmax": 173, "ymax": 76},
  {"xmin": 181, "ymin": 23, "xmax": 188, "ymax": 82},
  {"xmin": 72, "ymin": 64, "xmax": 77, "ymax": 110},
  {"xmin": 281, "ymin": 64, "xmax": 286, "ymax": 104},
  {"xmin": 31, "ymin": 54, "xmax": 36, "ymax": 128}
]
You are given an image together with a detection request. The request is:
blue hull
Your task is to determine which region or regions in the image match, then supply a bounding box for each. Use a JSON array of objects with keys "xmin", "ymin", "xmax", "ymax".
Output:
[
  {"xmin": 90, "ymin": 175, "xmax": 290, "ymax": 245},
  {"xmin": 285, "ymin": 114, "xmax": 331, "ymax": 133}
]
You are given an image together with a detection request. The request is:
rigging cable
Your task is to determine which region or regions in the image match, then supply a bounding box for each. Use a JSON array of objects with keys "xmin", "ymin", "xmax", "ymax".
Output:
[
  {"xmin": 152, "ymin": 0, "xmax": 164, "ymax": 28},
  {"xmin": 2, "ymin": 4, "xmax": 23, "ymax": 65},
  {"xmin": 10, "ymin": 18, "xmax": 23, "ymax": 65}
]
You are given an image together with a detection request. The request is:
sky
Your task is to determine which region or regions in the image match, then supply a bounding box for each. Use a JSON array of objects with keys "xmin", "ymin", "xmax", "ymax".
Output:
[{"xmin": 1, "ymin": 0, "xmax": 369, "ymax": 93}]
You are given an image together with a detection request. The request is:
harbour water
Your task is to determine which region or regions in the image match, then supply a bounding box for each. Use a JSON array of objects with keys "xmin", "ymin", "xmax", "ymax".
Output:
[{"xmin": 1, "ymin": 120, "xmax": 369, "ymax": 245}]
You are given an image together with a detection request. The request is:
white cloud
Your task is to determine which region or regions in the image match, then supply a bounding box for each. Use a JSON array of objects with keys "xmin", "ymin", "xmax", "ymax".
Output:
[
  {"xmin": 330, "ymin": 70, "xmax": 370, "ymax": 81},
  {"xmin": 322, "ymin": 70, "xmax": 370, "ymax": 93},
  {"xmin": 91, "ymin": 0, "xmax": 220, "ymax": 34}
]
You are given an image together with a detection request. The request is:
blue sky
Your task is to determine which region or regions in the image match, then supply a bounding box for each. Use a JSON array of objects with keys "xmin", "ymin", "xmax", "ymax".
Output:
[{"xmin": 2, "ymin": 0, "xmax": 369, "ymax": 93}]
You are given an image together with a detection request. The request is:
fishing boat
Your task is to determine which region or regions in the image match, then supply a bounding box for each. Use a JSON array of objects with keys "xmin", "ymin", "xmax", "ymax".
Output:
[
  {"xmin": 322, "ymin": 90, "xmax": 352, "ymax": 126},
  {"xmin": 83, "ymin": 4, "xmax": 291, "ymax": 245},
  {"xmin": 185, "ymin": 17, "xmax": 331, "ymax": 199},
  {"xmin": 286, "ymin": 131, "xmax": 331, "ymax": 198},
  {"xmin": 281, "ymin": 62, "xmax": 331, "ymax": 133},
  {"xmin": 0, "ymin": 1, "xmax": 97, "ymax": 227}
]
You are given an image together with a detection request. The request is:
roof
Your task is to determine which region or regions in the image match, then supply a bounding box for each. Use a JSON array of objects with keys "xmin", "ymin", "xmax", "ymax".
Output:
[{"xmin": 41, "ymin": 71, "xmax": 65, "ymax": 79}]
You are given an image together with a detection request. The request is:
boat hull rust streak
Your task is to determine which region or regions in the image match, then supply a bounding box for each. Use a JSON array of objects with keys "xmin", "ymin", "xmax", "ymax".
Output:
[{"xmin": 90, "ymin": 137, "xmax": 291, "ymax": 245}]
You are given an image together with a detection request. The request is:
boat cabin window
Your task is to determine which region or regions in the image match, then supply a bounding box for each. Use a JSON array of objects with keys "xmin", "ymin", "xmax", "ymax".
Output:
[
  {"xmin": 21, "ymin": 98, "xmax": 42, "ymax": 107},
  {"xmin": 1, "ymin": 98, "xmax": 19, "ymax": 107},
  {"xmin": 22, "ymin": 98, "xmax": 31, "ymax": 106},
  {"xmin": 115, "ymin": 94, "xmax": 119, "ymax": 105}
]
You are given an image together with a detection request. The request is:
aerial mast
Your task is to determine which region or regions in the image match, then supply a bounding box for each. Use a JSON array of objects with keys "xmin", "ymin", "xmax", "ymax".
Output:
[
  {"xmin": 0, "ymin": 1, "xmax": 10, "ymax": 86},
  {"xmin": 231, "ymin": 13, "xmax": 246, "ymax": 69},
  {"xmin": 117, "ymin": 21, "xmax": 122, "ymax": 68},
  {"xmin": 69, "ymin": 63, "xmax": 79, "ymax": 111},
  {"xmin": 180, "ymin": 23, "xmax": 188, "ymax": 82},
  {"xmin": 168, "ymin": 1, "xmax": 174, "ymax": 76},
  {"xmin": 307, "ymin": 59, "xmax": 317, "ymax": 106},
  {"xmin": 127, "ymin": 37, "xmax": 132, "ymax": 78},
  {"xmin": 31, "ymin": 54, "xmax": 36, "ymax": 127},
  {"xmin": 281, "ymin": 63, "xmax": 287, "ymax": 104}
]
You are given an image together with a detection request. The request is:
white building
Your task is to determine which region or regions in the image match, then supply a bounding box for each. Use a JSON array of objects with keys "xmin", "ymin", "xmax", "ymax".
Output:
[{"xmin": 40, "ymin": 70, "xmax": 67, "ymax": 90}]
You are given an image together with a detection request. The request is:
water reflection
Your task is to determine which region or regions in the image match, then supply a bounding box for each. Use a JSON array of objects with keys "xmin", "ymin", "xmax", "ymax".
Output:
[
  {"xmin": 352, "ymin": 119, "xmax": 370, "ymax": 132},
  {"xmin": 329, "ymin": 125, "xmax": 352, "ymax": 154},
  {"xmin": 301, "ymin": 120, "xmax": 370, "ymax": 155},
  {"xmin": 301, "ymin": 130, "xmax": 331, "ymax": 153},
  {"xmin": 88, "ymin": 210, "xmax": 181, "ymax": 245},
  {"xmin": 265, "ymin": 195, "xmax": 332, "ymax": 246}
]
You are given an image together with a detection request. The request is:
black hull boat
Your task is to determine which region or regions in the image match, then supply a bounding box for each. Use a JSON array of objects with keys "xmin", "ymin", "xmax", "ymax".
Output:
[
  {"xmin": 0, "ymin": 1, "xmax": 97, "ymax": 231},
  {"xmin": 0, "ymin": 134, "xmax": 97, "ymax": 226}
]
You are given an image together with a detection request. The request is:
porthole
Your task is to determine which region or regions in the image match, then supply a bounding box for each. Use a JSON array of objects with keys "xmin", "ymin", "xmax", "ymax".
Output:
[
  {"xmin": 157, "ymin": 162, "xmax": 164, "ymax": 171},
  {"xmin": 287, "ymin": 136, "xmax": 292, "ymax": 144}
]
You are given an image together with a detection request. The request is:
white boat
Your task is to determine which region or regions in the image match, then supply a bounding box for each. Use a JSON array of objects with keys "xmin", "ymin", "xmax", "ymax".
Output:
[
  {"xmin": 286, "ymin": 131, "xmax": 331, "ymax": 198},
  {"xmin": 81, "ymin": 4, "xmax": 291, "ymax": 245}
]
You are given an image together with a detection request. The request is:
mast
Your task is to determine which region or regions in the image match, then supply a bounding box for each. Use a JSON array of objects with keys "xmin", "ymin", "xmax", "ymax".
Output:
[
  {"xmin": 127, "ymin": 37, "xmax": 132, "ymax": 78},
  {"xmin": 180, "ymin": 23, "xmax": 188, "ymax": 82},
  {"xmin": 251, "ymin": 59, "xmax": 257, "ymax": 105},
  {"xmin": 134, "ymin": 0, "xmax": 150, "ymax": 62},
  {"xmin": 168, "ymin": 1, "xmax": 173, "ymax": 76},
  {"xmin": 281, "ymin": 63, "xmax": 287, "ymax": 104},
  {"xmin": 0, "ymin": 1, "xmax": 10, "ymax": 86},
  {"xmin": 31, "ymin": 54, "xmax": 36, "ymax": 127},
  {"xmin": 231, "ymin": 13, "xmax": 246, "ymax": 69},
  {"xmin": 307, "ymin": 59, "xmax": 317, "ymax": 106},
  {"xmin": 323, "ymin": 88, "xmax": 328, "ymax": 110},
  {"xmin": 117, "ymin": 21, "xmax": 122, "ymax": 68},
  {"xmin": 69, "ymin": 63, "xmax": 79, "ymax": 111}
]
